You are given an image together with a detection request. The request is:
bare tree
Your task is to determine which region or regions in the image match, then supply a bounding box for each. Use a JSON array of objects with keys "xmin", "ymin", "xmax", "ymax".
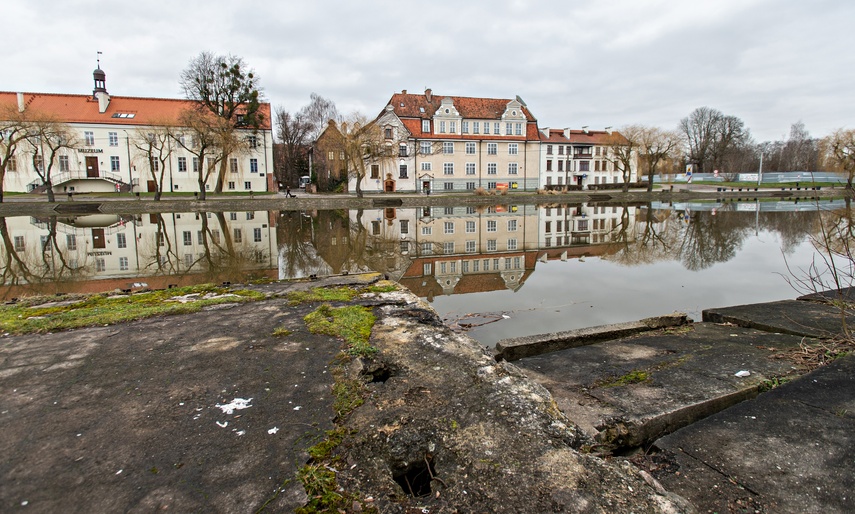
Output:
[
  {"xmin": 179, "ymin": 52, "xmax": 263, "ymax": 193},
  {"xmin": 340, "ymin": 113, "xmax": 392, "ymax": 198},
  {"xmin": 605, "ymin": 126, "xmax": 640, "ymax": 192},
  {"xmin": 0, "ymin": 105, "xmax": 33, "ymax": 203},
  {"xmin": 638, "ymin": 127, "xmax": 681, "ymax": 192},
  {"xmin": 301, "ymin": 93, "xmax": 340, "ymax": 141},
  {"xmin": 132, "ymin": 126, "xmax": 173, "ymax": 200},
  {"xmin": 680, "ymin": 107, "xmax": 750, "ymax": 174},
  {"xmin": 173, "ymin": 110, "xmax": 228, "ymax": 200},
  {"xmin": 23, "ymin": 116, "xmax": 78, "ymax": 202},
  {"xmin": 274, "ymin": 108, "xmax": 312, "ymax": 187},
  {"xmin": 820, "ymin": 128, "xmax": 855, "ymax": 188}
]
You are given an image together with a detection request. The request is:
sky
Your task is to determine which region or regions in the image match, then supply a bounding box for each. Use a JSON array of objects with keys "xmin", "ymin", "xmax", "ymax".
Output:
[{"xmin": 4, "ymin": 0, "xmax": 854, "ymax": 143}]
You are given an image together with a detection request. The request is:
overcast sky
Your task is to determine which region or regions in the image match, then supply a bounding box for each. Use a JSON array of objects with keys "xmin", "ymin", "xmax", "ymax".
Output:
[{"xmin": 4, "ymin": 0, "xmax": 853, "ymax": 142}]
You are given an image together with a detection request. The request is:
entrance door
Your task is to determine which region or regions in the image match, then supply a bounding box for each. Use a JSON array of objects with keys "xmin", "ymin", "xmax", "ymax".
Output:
[
  {"xmin": 147, "ymin": 180, "xmax": 157, "ymax": 193},
  {"xmin": 86, "ymin": 157, "xmax": 99, "ymax": 178},
  {"xmin": 384, "ymin": 179, "xmax": 395, "ymax": 192},
  {"xmin": 91, "ymin": 229, "xmax": 105, "ymax": 249}
]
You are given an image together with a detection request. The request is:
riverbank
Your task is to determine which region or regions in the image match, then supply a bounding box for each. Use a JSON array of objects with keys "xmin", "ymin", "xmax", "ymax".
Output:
[
  {"xmin": 1, "ymin": 276, "xmax": 852, "ymax": 512},
  {"xmin": 0, "ymin": 184, "xmax": 847, "ymax": 216}
]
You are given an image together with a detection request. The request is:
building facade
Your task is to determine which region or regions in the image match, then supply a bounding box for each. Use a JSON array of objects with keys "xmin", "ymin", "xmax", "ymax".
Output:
[
  {"xmin": 349, "ymin": 89, "xmax": 543, "ymax": 194},
  {"xmin": 0, "ymin": 68, "xmax": 273, "ymax": 196},
  {"xmin": 538, "ymin": 128, "xmax": 638, "ymax": 190}
]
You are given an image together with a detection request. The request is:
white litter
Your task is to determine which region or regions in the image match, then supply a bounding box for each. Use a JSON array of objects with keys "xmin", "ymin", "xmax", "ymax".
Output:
[
  {"xmin": 268, "ymin": 427, "xmax": 279, "ymax": 434},
  {"xmin": 216, "ymin": 421, "xmax": 228, "ymax": 428},
  {"xmin": 735, "ymin": 370, "xmax": 751, "ymax": 377},
  {"xmin": 215, "ymin": 398, "xmax": 253, "ymax": 414}
]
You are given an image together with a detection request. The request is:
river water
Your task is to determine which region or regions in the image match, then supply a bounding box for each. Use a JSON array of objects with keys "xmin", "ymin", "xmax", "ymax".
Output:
[{"xmin": 2, "ymin": 197, "xmax": 852, "ymax": 346}]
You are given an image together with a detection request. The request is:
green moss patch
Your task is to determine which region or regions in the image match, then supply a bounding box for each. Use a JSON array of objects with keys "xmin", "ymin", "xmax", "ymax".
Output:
[
  {"xmin": 0, "ymin": 285, "xmax": 264, "ymax": 335},
  {"xmin": 287, "ymin": 287, "xmax": 358, "ymax": 305},
  {"xmin": 304, "ymin": 304, "xmax": 376, "ymax": 357},
  {"xmin": 600, "ymin": 369, "xmax": 650, "ymax": 388}
]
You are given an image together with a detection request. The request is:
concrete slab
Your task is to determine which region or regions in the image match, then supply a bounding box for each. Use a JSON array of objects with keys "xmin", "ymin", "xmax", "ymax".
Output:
[
  {"xmin": 513, "ymin": 323, "xmax": 807, "ymax": 449},
  {"xmin": 703, "ymin": 299, "xmax": 855, "ymax": 339},
  {"xmin": 655, "ymin": 354, "xmax": 855, "ymax": 513}
]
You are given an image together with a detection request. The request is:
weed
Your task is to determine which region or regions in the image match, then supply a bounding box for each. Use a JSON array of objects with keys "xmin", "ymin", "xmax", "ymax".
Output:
[
  {"xmin": 0, "ymin": 285, "xmax": 264, "ymax": 335},
  {"xmin": 304, "ymin": 304, "xmax": 377, "ymax": 357},
  {"xmin": 332, "ymin": 378, "xmax": 366, "ymax": 417},
  {"xmin": 307, "ymin": 427, "xmax": 349, "ymax": 461},
  {"xmin": 271, "ymin": 327, "xmax": 292, "ymax": 337},
  {"xmin": 759, "ymin": 376, "xmax": 790, "ymax": 392},
  {"xmin": 600, "ymin": 370, "xmax": 650, "ymax": 388},
  {"xmin": 366, "ymin": 283, "xmax": 398, "ymax": 294},
  {"xmin": 287, "ymin": 287, "xmax": 357, "ymax": 305}
]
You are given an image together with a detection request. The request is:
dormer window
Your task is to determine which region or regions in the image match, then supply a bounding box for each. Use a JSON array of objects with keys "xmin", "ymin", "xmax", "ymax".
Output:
[
  {"xmin": 384, "ymin": 127, "xmax": 392, "ymax": 139},
  {"xmin": 422, "ymin": 120, "xmax": 430, "ymax": 132}
]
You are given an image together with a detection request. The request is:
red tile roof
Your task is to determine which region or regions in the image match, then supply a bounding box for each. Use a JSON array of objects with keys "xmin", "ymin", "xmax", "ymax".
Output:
[
  {"xmin": 539, "ymin": 128, "xmax": 626, "ymax": 145},
  {"xmin": 0, "ymin": 92, "xmax": 272, "ymax": 130},
  {"xmin": 389, "ymin": 91, "xmax": 536, "ymax": 121}
]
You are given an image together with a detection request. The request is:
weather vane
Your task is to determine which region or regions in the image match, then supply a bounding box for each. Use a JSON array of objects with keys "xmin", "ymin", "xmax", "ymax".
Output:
[{"xmin": 97, "ymin": 51, "xmax": 102, "ymax": 68}]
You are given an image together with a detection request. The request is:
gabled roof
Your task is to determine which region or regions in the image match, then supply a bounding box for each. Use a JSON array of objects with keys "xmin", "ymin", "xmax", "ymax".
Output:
[
  {"xmin": 540, "ymin": 128, "xmax": 626, "ymax": 145},
  {"xmin": 388, "ymin": 91, "xmax": 537, "ymax": 122},
  {"xmin": 0, "ymin": 92, "xmax": 272, "ymax": 130}
]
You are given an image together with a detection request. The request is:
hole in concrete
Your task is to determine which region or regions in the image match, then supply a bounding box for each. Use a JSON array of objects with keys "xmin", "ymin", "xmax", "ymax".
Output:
[
  {"xmin": 392, "ymin": 454, "xmax": 436, "ymax": 497},
  {"xmin": 369, "ymin": 365, "xmax": 393, "ymax": 383}
]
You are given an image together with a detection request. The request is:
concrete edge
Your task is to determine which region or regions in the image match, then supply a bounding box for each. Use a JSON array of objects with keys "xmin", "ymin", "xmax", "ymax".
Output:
[{"xmin": 494, "ymin": 313, "xmax": 688, "ymax": 361}]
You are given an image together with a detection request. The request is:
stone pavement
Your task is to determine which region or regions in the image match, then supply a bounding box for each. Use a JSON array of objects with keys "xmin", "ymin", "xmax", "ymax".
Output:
[{"xmin": 498, "ymin": 289, "xmax": 855, "ymax": 512}]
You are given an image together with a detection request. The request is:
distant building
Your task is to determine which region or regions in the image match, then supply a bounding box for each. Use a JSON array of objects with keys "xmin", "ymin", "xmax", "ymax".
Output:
[
  {"xmin": 538, "ymin": 128, "xmax": 637, "ymax": 190},
  {"xmin": 310, "ymin": 120, "xmax": 347, "ymax": 192},
  {"xmin": 0, "ymin": 67, "xmax": 273, "ymax": 195},
  {"xmin": 350, "ymin": 89, "xmax": 543, "ymax": 194}
]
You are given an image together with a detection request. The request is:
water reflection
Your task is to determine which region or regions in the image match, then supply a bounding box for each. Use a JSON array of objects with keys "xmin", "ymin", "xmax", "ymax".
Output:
[{"xmin": 2, "ymin": 199, "xmax": 852, "ymax": 339}]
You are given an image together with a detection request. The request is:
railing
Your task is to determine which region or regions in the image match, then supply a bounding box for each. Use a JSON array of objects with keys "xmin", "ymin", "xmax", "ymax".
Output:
[{"xmin": 26, "ymin": 171, "xmax": 128, "ymax": 189}]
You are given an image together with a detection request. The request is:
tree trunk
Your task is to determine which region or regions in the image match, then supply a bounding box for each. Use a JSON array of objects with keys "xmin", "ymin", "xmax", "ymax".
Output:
[
  {"xmin": 198, "ymin": 178, "xmax": 207, "ymax": 201},
  {"xmin": 215, "ymin": 153, "xmax": 228, "ymax": 193},
  {"xmin": 355, "ymin": 173, "xmax": 363, "ymax": 198},
  {"xmin": 154, "ymin": 190, "xmax": 162, "ymax": 201},
  {"xmin": 647, "ymin": 167, "xmax": 654, "ymax": 192},
  {"xmin": 45, "ymin": 181, "xmax": 55, "ymax": 202}
]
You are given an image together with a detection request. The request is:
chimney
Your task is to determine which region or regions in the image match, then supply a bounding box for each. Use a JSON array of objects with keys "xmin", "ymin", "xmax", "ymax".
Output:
[
  {"xmin": 582, "ymin": 126, "xmax": 589, "ymax": 134},
  {"xmin": 425, "ymin": 88, "xmax": 432, "ymax": 102},
  {"xmin": 401, "ymin": 89, "xmax": 407, "ymax": 95},
  {"xmin": 604, "ymin": 126, "xmax": 612, "ymax": 135},
  {"xmin": 17, "ymin": 93, "xmax": 25, "ymax": 112}
]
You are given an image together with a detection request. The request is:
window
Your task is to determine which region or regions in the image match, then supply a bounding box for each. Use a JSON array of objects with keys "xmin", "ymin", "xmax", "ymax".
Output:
[
  {"xmin": 546, "ymin": 160, "xmax": 553, "ymax": 171},
  {"xmin": 444, "ymin": 182, "xmax": 454, "ymax": 190},
  {"xmin": 192, "ymin": 157, "xmax": 199, "ymax": 173},
  {"xmin": 230, "ymin": 158, "xmax": 238, "ymax": 173},
  {"xmin": 420, "ymin": 141, "xmax": 432, "ymax": 154},
  {"xmin": 84, "ymin": 131, "xmax": 94, "ymax": 146},
  {"xmin": 508, "ymin": 238, "xmax": 518, "ymax": 250},
  {"xmin": 384, "ymin": 128, "xmax": 392, "ymax": 139},
  {"xmin": 400, "ymin": 219, "xmax": 409, "ymax": 234},
  {"xmin": 505, "ymin": 122, "xmax": 512, "ymax": 135},
  {"xmin": 399, "ymin": 164, "xmax": 408, "ymax": 178},
  {"xmin": 487, "ymin": 181, "xmax": 497, "ymax": 189},
  {"xmin": 466, "ymin": 240, "xmax": 476, "ymax": 253},
  {"xmin": 508, "ymin": 163, "xmax": 518, "ymax": 175},
  {"xmin": 34, "ymin": 155, "xmax": 44, "ymax": 173},
  {"xmin": 463, "ymin": 163, "xmax": 474, "ymax": 175},
  {"xmin": 473, "ymin": 122, "xmax": 480, "ymax": 134},
  {"xmin": 228, "ymin": 181, "xmax": 235, "ymax": 190},
  {"xmin": 250, "ymin": 158, "xmax": 258, "ymax": 173},
  {"xmin": 233, "ymin": 228, "xmax": 242, "ymax": 243},
  {"xmin": 371, "ymin": 164, "xmax": 380, "ymax": 179},
  {"xmin": 328, "ymin": 151, "xmax": 334, "ymax": 160},
  {"xmin": 443, "ymin": 142, "xmax": 454, "ymax": 154},
  {"xmin": 487, "ymin": 143, "xmax": 497, "ymax": 155},
  {"xmin": 466, "ymin": 182, "xmax": 475, "ymax": 190},
  {"xmin": 508, "ymin": 143, "xmax": 518, "ymax": 155},
  {"xmin": 246, "ymin": 211, "xmax": 255, "ymax": 220},
  {"xmin": 487, "ymin": 163, "xmax": 497, "ymax": 175},
  {"xmin": 439, "ymin": 121, "xmax": 446, "ymax": 133},
  {"xmin": 443, "ymin": 242, "xmax": 454, "ymax": 254},
  {"xmin": 244, "ymin": 181, "xmax": 251, "ymax": 190},
  {"xmin": 177, "ymin": 157, "xmax": 187, "ymax": 172},
  {"xmin": 443, "ymin": 163, "xmax": 454, "ymax": 175},
  {"xmin": 109, "ymin": 132, "xmax": 118, "ymax": 147},
  {"xmin": 248, "ymin": 136, "xmax": 258, "ymax": 148},
  {"xmin": 422, "ymin": 120, "xmax": 430, "ymax": 132},
  {"xmin": 59, "ymin": 155, "xmax": 70, "ymax": 172},
  {"xmin": 444, "ymin": 221, "xmax": 454, "ymax": 234},
  {"xmin": 66, "ymin": 234, "xmax": 76, "ymax": 250},
  {"xmin": 6, "ymin": 157, "xmax": 16, "ymax": 172},
  {"xmin": 508, "ymin": 219, "xmax": 517, "ymax": 231},
  {"xmin": 421, "ymin": 242, "xmax": 433, "ymax": 256},
  {"xmin": 580, "ymin": 161, "xmax": 590, "ymax": 172},
  {"xmin": 558, "ymin": 160, "xmax": 564, "ymax": 172},
  {"xmin": 421, "ymin": 226, "xmax": 432, "ymax": 235},
  {"xmin": 487, "ymin": 220, "xmax": 497, "ymax": 232},
  {"xmin": 116, "ymin": 233, "xmax": 126, "ymax": 249},
  {"xmin": 119, "ymin": 257, "xmax": 129, "ymax": 271},
  {"xmin": 462, "ymin": 121, "xmax": 469, "ymax": 134},
  {"xmin": 578, "ymin": 219, "xmax": 588, "ymax": 231},
  {"xmin": 421, "ymin": 162, "xmax": 432, "ymax": 171},
  {"xmin": 183, "ymin": 231, "xmax": 192, "ymax": 246},
  {"xmin": 465, "ymin": 142, "xmax": 476, "ymax": 154},
  {"xmin": 96, "ymin": 258, "xmax": 106, "ymax": 272},
  {"xmin": 148, "ymin": 158, "xmax": 159, "ymax": 172},
  {"xmin": 450, "ymin": 121, "xmax": 456, "ymax": 133},
  {"xmin": 253, "ymin": 227, "xmax": 262, "ymax": 242},
  {"xmin": 465, "ymin": 220, "xmax": 476, "ymax": 233},
  {"xmin": 399, "ymin": 144, "xmax": 408, "ymax": 157},
  {"xmin": 400, "ymin": 241, "xmax": 409, "ymax": 252},
  {"xmin": 493, "ymin": 123, "xmax": 500, "ymax": 135},
  {"xmin": 515, "ymin": 123, "xmax": 522, "ymax": 135},
  {"xmin": 487, "ymin": 239, "xmax": 497, "ymax": 251},
  {"xmin": 230, "ymin": 212, "xmax": 238, "ymax": 221}
]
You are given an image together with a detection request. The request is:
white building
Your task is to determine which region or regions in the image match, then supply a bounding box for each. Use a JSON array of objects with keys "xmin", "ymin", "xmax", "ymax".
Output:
[
  {"xmin": 0, "ymin": 67, "xmax": 273, "ymax": 196},
  {"xmin": 538, "ymin": 128, "xmax": 638, "ymax": 190}
]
